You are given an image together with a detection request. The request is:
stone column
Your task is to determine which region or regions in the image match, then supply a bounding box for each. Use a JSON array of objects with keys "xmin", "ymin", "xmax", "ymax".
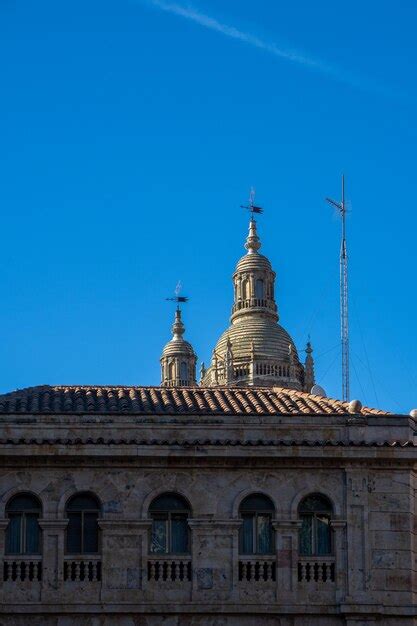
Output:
[
  {"xmin": 189, "ymin": 519, "xmax": 241, "ymax": 602},
  {"xmin": 273, "ymin": 520, "xmax": 302, "ymax": 602},
  {"xmin": 99, "ymin": 519, "xmax": 151, "ymax": 601},
  {"xmin": 38, "ymin": 519, "xmax": 68, "ymax": 600},
  {"xmin": 331, "ymin": 519, "xmax": 347, "ymax": 603}
]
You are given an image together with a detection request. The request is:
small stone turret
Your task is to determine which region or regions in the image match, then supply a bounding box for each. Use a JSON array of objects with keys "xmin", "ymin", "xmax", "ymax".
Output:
[{"xmin": 160, "ymin": 308, "xmax": 197, "ymax": 387}]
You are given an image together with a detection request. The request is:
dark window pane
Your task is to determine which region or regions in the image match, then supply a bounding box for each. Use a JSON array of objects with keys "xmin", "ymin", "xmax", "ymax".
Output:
[
  {"xmin": 149, "ymin": 494, "xmax": 190, "ymax": 512},
  {"xmin": 240, "ymin": 515, "xmax": 254, "ymax": 554},
  {"xmin": 299, "ymin": 515, "xmax": 312, "ymax": 556},
  {"xmin": 316, "ymin": 515, "xmax": 331, "ymax": 555},
  {"xmin": 171, "ymin": 515, "xmax": 188, "ymax": 553},
  {"xmin": 6, "ymin": 515, "xmax": 21, "ymax": 554},
  {"xmin": 151, "ymin": 519, "xmax": 167, "ymax": 553},
  {"xmin": 299, "ymin": 495, "xmax": 331, "ymax": 514},
  {"xmin": 67, "ymin": 512, "xmax": 82, "ymax": 553},
  {"xmin": 240, "ymin": 494, "xmax": 274, "ymax": 512},
  {"xmin": 25, "ymin": 514, "xmax": 40, "ymax": 554},
  {"xmin": 255, "ymin": 279, "xmax": 264, "ymax": 299},
  {"xmin": 257, "ymin": 515, "xmax": 272, "ymax": 554},
  {"xmin": 180, "ymin": 362, "xmax": 188, "ymax": 381},
  {"xmin": 6, "ymin": 495, "xmax": 41, "ymax": 512},
  {"xmin": 83, "ymin": 512, "xmax": 99, "ymax": 553},
  {"xmin": 67, "ymin": 494, "xmax": 100, "ymax": 511}
]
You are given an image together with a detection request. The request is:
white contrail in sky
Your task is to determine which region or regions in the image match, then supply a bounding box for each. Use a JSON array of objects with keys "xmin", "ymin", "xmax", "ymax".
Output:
[{"xmin": 144, "ymin": 0, "xmax": 372, "ymax": 90}]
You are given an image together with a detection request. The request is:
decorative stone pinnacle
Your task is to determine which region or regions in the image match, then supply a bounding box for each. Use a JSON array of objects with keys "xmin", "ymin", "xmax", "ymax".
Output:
[
  {"xmin": 172, "ymin": 309, "xmax": 185, "ymax": 340},
  {"xmin": 244, "ymin": 219, "xmax": 261, "ymax": 254}
]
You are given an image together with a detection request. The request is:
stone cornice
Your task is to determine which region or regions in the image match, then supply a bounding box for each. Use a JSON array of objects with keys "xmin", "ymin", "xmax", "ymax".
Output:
[
  {"xmin": 272, "ymin": 520, "xmax": 303, "ymax": 530},
  {"xmin": 98, "ymin": 519, "xmax": 152, "ymax": 531},
  {"xmin": 38, "ymin": 519, "xmax": 69, "ymax": 530},
  {"xmin": 188, "ymin": 519, "xmax": 242, "ymax": 530}
]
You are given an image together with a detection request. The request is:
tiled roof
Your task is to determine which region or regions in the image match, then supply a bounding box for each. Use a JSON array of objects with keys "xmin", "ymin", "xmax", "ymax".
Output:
[
  {"xmin": 0, "ymin": 437, "xmax": 412, "ymax": 447},
  {"xmin": 0, "ymin": 385, "xmax": 390, "ymax": 416}
]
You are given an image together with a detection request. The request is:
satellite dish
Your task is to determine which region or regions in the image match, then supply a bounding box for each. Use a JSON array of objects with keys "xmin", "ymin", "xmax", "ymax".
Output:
[{"xmin": 311, "ymin": 384, "xmax": 327, "ymax": 397}]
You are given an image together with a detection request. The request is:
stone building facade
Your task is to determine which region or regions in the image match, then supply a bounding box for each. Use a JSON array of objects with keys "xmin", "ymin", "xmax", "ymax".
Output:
[{"xmin": 0, "ymin": 217, "xmax": 416, "ymax": 625}]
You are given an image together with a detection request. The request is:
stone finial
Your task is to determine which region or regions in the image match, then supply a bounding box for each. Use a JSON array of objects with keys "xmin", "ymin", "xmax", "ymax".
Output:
[
  {"xmin": 348, "ymin": 399, "xmax": 363, "ymax": 414},
  {"xmin": 224, "ymin": 338, "xmax": 234, "ymax": 383},
  {"xmin": 244, "ymin": 219, "xmax": 261, "ymax": 254},
  {"xmin": 304, "ymin": 339, "xmax": 315, "ymax": 392},
  {"xmin": 410, "ymin": 409, "xmax": 417, "ymax": 419},
  {"xmin": 172, "ymin": 308, "xmax": 185, "ymax": 339},
  {"xmin": 200, "ymin": 362, "xmax": 206, "ymax": 381}
]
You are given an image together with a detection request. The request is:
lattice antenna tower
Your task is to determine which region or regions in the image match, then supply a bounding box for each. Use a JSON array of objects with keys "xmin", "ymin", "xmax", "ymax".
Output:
[{"xmin": 326, "ymin": 175, "xmax": 349, "ymax": 402}]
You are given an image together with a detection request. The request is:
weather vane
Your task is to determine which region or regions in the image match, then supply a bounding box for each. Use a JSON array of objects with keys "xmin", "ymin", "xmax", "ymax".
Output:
[
  {"xmin": 165, "ymin": 280, "xmax": 189, "ymax": 309},
  {"xmin": 240, "ymin": 187, "xmax": 263, "ymax": 219}
]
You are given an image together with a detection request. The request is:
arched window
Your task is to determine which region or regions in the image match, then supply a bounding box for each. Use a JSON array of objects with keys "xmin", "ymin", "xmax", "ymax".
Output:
[
  {"xmin": 168, "ymin": 361, "xmax": 175, "ymax": 380},
  {"xmin": 239, "ymin": 494, "xmax": 274, "ymax": 555},
  {"xmin": 299, "ymin": 494, "xmax": 332, "ymax": 556},
  {"xmin": 5, "ymin": 494, "xmax": 41, "ymax": 555},
  {"xmin": 180, "ymin": 361, "xmax": 188, "ymax": 381},
  {"xmin": 242, "ymin": 279, "xmax": 249, "ymax": 300},
  {"xmin": 149, "ymin": 493, "xmax": 190, "ymax": 555},
  {"xmin": 66, "ymin": 493, "xmax": 100, "ymax": 555},
  {"xmin": 255, "ymin": 279, "xmax": 264, "ymax": 300}
]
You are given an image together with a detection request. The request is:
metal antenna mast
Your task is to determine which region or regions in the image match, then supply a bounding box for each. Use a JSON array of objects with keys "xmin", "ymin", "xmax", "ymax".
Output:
[{"xmin": 326, "ymin": 175, "xmax": 349, "ymax": 402}]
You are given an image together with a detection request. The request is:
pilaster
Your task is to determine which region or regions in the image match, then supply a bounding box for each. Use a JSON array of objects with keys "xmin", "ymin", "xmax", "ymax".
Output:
[
  {"xmin": 273, "ymin": 519, "xmax": 302, "ymax": 602},
  {"xmin": 98, "ymin": 519, "xmax": 151, "ymax": 600},
  {"xmin": 38, "ymin": 519, "xmax": 68, "ymax": 600},
  {"xmin": 188, "ymin": 518, "xmax": 241, "ymax": 601}
]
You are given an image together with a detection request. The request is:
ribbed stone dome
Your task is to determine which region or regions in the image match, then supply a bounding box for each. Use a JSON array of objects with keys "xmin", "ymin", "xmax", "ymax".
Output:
[
  {"xmin": 162, "ymin": 337, "xmax": 196, "ymax": 358},
  {"xmin": 214, "ymin": 318, "xmax": 300, "ymax": 365},
  {"xmin": 235, "ymin": 253, "xmax": 273, "ymax": 273}
]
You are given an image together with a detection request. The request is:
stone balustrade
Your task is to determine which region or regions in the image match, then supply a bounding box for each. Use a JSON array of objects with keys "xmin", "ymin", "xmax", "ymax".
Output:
[
  {"xmin": 238, "ymin": 556, "xmax": 276, "ymax": 582},
  {"xmin": 3, "ymin": 556, "xmax": 42, "ymax": 582},
  {"xmin": 297, "ymin": 556, "xmax": 335, "ymax": 584},
  {"xmin": 63, "ymin": 556, "xmax": 101, "ymax": 582},
  {"xmin": 147, "ymin": 557, "xmax": 192, "ymax": 582}
]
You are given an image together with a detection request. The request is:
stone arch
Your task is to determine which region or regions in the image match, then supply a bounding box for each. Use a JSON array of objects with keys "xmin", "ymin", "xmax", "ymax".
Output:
[
  {"xmin": 57, "ymin": 481, "xmax": 113, "ymax": 518},
  {"xmin": 232, "ymin": 488, "xmax": 280, "ymax": 519},
  {"xmin": 141, "ymin": 486, "xmax": 193, "ymax": 518},
  {"xmin": 290, "ymin": 488, "xmax": 341, "ymax": 519},
  {"xmin": 0, "ymin": 487, "xmax": 45, "ymax": 518}
]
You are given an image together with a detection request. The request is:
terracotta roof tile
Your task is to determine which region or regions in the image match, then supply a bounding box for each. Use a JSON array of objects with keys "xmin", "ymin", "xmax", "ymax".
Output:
[{"xmin": 0, "ymin": 385, "xmax": 392, "ymax": 417}]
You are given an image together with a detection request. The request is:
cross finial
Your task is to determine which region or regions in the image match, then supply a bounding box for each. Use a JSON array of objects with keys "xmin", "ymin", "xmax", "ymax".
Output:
[
  {"xmin": 240, "ymin": 187, "xmax": 263, "ymax": 219},
  {"xmin": 165, "ymin": 280, "xmax": 189, "ymax": 310}
]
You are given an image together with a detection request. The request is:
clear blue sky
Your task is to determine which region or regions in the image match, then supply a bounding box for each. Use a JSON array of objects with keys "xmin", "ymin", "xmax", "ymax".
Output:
[{"xmin": 1, "ymin": 0, "xmax": 416, "ymax": 413}]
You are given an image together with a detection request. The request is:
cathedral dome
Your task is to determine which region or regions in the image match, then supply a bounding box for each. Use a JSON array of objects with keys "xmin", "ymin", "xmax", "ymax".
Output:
[{"xmin": 201, "ymin": 215, "xmax": 309, "ymax": 390}]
